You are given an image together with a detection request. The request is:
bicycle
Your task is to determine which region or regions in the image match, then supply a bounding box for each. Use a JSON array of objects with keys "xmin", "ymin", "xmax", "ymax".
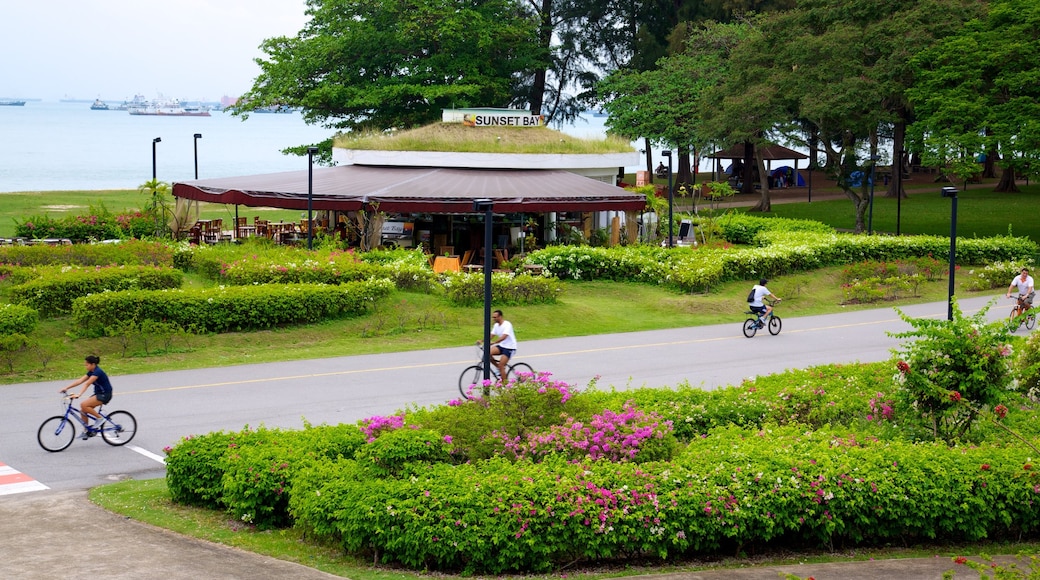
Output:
[
  {"xmin": 458, "ymin": 343, "xmax": 534, "ymax": 399},
  {"xmin": 37, "ymin": 395, "xmax": 137, "ymax": 452},
  {"xmin": 1009, "ymin": 295, "xmax": 1036, "ymax": 332},
  {"xmin": 743, "ymin": 299, "xmax": 782, "ymax": 338}
]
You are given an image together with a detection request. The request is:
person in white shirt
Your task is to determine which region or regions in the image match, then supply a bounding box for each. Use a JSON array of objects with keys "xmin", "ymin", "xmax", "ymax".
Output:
[
  {"xmin": 1006, "ymin": 267, "xmax": 1035, "ymax": 313},
  {"xmin": 748, "ymin": 278, "xmax": 781, "ymax": 327},
  {"xmin": 479, "ymin": 309, "xmax": 517, "ymax": 380}
]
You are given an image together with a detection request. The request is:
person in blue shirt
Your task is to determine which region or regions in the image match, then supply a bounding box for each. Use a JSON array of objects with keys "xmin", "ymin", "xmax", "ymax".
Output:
[{"xmin": 59, "ymin": 355, "xmax": 114, "ymax": 439}]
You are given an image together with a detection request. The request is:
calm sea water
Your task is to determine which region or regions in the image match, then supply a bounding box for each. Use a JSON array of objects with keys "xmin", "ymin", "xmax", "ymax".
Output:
[
  {"xmin": 0, "ymin": 102, "xmax": 623, "ymax": 193},
  {"xmin": 0, "ymin": 101, "xmax": 337, "ymax": 193}
]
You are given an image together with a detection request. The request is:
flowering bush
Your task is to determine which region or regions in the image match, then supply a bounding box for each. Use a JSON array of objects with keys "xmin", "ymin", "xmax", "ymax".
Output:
[
  {"xmin": 441, "ymin": 271, "xmax": 562, "ymax": 306},
  {"xmin": 0, "ymin": 239, "xmax": 173, "ymax": 267},
  {"xmin": 9, "ymin": 265, "xmax": 182, "ymax": 315},
  {"xmin": 891, "ymin": 299, "xmax": 1015, "ymax": 443},
  {"xmin": 14, "ymin": 206, "xmax": 155, "ymax": 241}
]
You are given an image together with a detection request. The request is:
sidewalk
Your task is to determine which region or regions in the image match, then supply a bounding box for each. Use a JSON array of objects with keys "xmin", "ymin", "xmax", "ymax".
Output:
[{"xmin": 1, "ymin": 488, "xmax": 1026, "ymax": 579}]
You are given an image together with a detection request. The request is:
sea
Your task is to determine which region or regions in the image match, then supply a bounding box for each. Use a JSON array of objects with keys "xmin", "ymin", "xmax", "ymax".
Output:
[{"xmin": 0, "ymin": 102, "xmax": 630, "ymax": 194}]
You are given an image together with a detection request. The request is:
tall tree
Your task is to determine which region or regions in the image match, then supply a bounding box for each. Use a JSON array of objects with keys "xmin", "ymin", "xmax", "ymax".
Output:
[
  {"xmin": 233, "ymin": 0, "xmax": 541, "ymax": 134},
  {"xmin": 909, "ymin": 0, "xmax": 1040, "ymax": 192}
]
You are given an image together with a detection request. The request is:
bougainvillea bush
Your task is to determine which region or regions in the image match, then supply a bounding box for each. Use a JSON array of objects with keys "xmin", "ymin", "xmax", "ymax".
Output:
[{"xmin": 166, "ymin": 327, "xmax": 1040, "ymax": 574}]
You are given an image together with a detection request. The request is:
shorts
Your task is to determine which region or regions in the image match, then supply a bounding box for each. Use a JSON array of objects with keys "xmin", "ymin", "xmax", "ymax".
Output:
[
  {"xmin": 95, "ymin": 390, "xmax": 112, "ymax": 404},
  {"xmin": 496, "ymin": 347, "xmax": 516, "ymax": 359},
  {"xmin": 1019, "ymin": 292, "xmax": 1035, "ymax": 305},
  {"xmin": 749, "ymin": 305, "xmax": 767, "ymax": 315}
]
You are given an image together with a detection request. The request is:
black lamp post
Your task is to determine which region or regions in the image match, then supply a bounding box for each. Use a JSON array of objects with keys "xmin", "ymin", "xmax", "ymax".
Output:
[
  {"xmin": 942, "ymin": 186, "xmax": 958, "ymax": 321},
  {"xmin": 474, "ymin": 199, "xmax": 495, "ymax": 389},
  {"xmin": 193, "ymin": 133, "xmax": 202, "ymax": 179},
  {"xmin": 151, "ymin": 137, "xmax": 161, "ymax": 181},
  {"xmin": 307, "ymin": 146, "xmax": 318, "ymax": 250},
  {"xmin": 867, "ymin": 154, "xmax": 879, "ymax": 235},
  {"xmin": 662, "ymin": 150, "xmax": 673, "ymax": 247}
]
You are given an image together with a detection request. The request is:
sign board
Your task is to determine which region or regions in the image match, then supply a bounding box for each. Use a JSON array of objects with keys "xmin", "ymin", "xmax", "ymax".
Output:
[
  {"xmin": 380, "ymin": 221, "xmax": 414, "ymax": 237},
  {"xmin": 461, "ymin": 113, "xmax": 545, "ymax": 127}
]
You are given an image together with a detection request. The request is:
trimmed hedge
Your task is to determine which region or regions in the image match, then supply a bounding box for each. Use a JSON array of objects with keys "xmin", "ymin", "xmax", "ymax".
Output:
[
  {"xmin": 9, "ymin": 266, "xmax": 183, "ymax": 315},
  {"xmin": 0, "ymin": 240, "xmax": 174, "ymax": 267},
  {"xmin": 526, "ymin": 221, "xmax": 1037, "ymax": 292},
  {"xmin": 0, "ymin": 303, "xmax": 39, "ymax": 335},
  {"xmin": 70, "ymin": 279, "xmax": 393, "ymax": 334},
  {"xmin": 442, "ymin": 271, "xmax": 562, "ymax": 306}
]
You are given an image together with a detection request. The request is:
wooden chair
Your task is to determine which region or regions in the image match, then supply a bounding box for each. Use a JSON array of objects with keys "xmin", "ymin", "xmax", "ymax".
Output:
[
  {"xmin": 440, "ymin": 245, "xmax": 454, "ymax": 257},
  {"xmin": 236, "ymin": 217, "xmax": 247, "ymax": 239},
  {"xmin": 460, "ymin": 249, "xmax": 474, "ymax": 267}
]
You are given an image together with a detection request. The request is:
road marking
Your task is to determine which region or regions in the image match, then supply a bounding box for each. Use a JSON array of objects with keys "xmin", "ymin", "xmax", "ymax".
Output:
[
  {"xmin": 127, "ymin": 445, "xmax": 166, "ymax": 465},
  {"xmin": 0, "ymin": 462, "xmax": 49, "ymax": 496},
  {"xmin": 115, "ymin": 307, "xmax": 981, "ymax": 397}
]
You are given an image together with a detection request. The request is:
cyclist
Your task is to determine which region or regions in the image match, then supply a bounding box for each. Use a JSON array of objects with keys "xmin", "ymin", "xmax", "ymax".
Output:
[
  {"xmin": 478, "ymin": 309, "xmax": 516, "ymax": 380},
  {"xmin": 1006, "ymin": 267, "xmax": 1035, "ymax": 316},
  {"xmin": 748, "ymin": 278, "xmax": 781, "ymax": 327},
  {"xmin": 59, "ymin": 355, "xmax": 113, "ymax": 439}
]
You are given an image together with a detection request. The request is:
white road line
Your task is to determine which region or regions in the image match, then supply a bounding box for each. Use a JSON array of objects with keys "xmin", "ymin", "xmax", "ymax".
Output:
[{"xmin": 127, "ymin": 445, "xmax": 166, "ymax": 465}]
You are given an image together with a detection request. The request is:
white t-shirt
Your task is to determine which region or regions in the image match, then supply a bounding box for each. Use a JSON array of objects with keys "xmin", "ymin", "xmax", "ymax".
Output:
[
  {"xmin": 1011, "ymin": 275, "xmax": 1034, "ymax": 296},
  {"xmin": 750, "ymin": 284, "xmax": 771, "ymax": 307},
  {"xmin": 492, "ymin": 320, "xmax": 517, "ymax": 350}
]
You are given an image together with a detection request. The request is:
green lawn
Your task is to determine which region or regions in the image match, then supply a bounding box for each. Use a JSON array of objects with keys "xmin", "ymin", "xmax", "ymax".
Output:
[{"xmin": 745, "ymin": 183, "xmax": 1040, "ymax": 242}]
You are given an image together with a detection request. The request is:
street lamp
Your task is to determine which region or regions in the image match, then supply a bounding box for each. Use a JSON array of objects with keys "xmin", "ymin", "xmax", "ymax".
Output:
[
  {"xmin": 661, "ymin": 150, "xmax": 673, "ymax": 247},
  {"xmin": 942, "ymin": 186, "xmax": 958, "ymax": 321},
  {"xmin": 867, "ymin": 154, "xmax": 880, "ymax": 235},
  {"xmin": 306, "ymin": 146, "xmax": 318, "ymax": 250},
  {"xmin": 151, "ymin": 137, "xmax": 161, "ymax": 181},
  {"xmin": 193, "ymin": 133, "xmax": 202, "ymax": 179},
  {"xmin": 473, "ymin": 198, "xmax": 495, "ymax": 389}
]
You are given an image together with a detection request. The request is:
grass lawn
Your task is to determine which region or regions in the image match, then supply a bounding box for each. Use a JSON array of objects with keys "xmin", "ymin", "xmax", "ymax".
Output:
[{"xmin": 760, "ymin": 183, "xmax": 1040, "ymax": 241}]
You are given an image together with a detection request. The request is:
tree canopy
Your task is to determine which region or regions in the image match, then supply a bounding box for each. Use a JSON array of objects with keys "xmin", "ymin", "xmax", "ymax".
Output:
[{"xmin": 232, "ymin": 0, "xmax": 541, "ymax": 133}]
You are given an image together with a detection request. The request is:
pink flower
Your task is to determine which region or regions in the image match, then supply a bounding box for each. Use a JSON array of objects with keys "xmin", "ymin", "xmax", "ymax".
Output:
[
  {"xmin": 994, "ymin": 404, "xmax": 1008, "ymax": 419},
  {"xmin": 981, "ymin": 464, "xmax": 991, "ymax": 471},
  {"xmin": 896, "ymin": 360, "xmax": 910, "ymax": 374},
  {"xmin": 954, "ymin": 556, "xmax": 968, "ymax": 565},
  {"xmin": 949, "ymin": 391, "xmax": 962, "ymax": 402}
]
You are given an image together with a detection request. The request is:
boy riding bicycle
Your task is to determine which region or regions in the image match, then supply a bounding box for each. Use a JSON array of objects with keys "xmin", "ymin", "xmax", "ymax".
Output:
[
  {"xmin": 477, "ymin": 309, "xmax": 516, "ymax": 380},
  {"xmin": 748, "ymin": 279, "xmax": 781, "ymax": 327}
]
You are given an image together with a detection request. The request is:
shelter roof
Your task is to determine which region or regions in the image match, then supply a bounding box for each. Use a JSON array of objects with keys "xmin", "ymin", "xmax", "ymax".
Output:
[
  {"xmin": 707, "ymin": 143, "xmax": 808, "ymax": 160},
  {"xmin": 172, "ymin": 165, "xmax": 646, "ymax": 213}
]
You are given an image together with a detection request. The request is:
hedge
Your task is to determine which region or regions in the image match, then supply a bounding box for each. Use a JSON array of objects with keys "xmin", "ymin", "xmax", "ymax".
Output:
[
  {"xmin": 442, "ymin": 271, "xmax": 562, "ymax": 306},
  {"xmin": 70, "ymin": 279, "xmax": 393, "ymax": 334},
  {"xmin": 0, "ymin": 303, "xmax": 39, "ymax": 335},
  {"xmin": 9, "ymin": 266, "xmax": 183, "ymax": 315},
  {"xmin": 0, "ymin": 240, "xmax": 174, "ymax": 267}
]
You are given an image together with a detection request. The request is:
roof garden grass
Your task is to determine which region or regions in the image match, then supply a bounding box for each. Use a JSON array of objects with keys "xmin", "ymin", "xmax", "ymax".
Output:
[{"xmin": 334, "ymin": 123, "xmax": 634, "ymax": 154}]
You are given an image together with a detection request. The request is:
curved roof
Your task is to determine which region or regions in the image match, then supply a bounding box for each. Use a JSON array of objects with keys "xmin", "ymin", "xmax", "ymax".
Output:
[{"xmin": 708, "ymin": 143, "xmax": 808, "ymax": 160}]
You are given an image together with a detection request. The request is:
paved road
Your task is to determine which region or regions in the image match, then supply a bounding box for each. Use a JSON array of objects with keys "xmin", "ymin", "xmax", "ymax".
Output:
[{"xmin": 0, "ymin": 293, "xmax": 1013, "ymax": 493}]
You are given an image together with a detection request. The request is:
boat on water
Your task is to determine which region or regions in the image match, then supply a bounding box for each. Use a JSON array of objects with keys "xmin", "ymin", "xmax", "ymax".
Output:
[
  {"xmin": 253, "ymin": 104, "xmax": 294, "ymax": 114},
  {"xmin": 128, "ymin": 98, "xmax": 211, "ymax": 117},
  {"xmin": 0, "ymin": 100, "xmax": 27, "ymax": 106},
  {"xmin": 90, "ymin": 99, "xmax": 110, "ymax": 110}
]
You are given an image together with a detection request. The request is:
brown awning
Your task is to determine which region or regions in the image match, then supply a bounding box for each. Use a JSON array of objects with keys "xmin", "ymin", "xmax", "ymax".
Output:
[
  {"xmin": 172, "ymin": 166, "xmax": 646, "ymax": 213},
  {"xmin": 708, "ymin": 143, "xmax": 808, "ymax": 161}
]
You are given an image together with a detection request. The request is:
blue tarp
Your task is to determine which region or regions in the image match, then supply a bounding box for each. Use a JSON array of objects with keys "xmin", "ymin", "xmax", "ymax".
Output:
[{"xmin": 770, "ymin": 166, "xmax": 805, "ymax": 187}]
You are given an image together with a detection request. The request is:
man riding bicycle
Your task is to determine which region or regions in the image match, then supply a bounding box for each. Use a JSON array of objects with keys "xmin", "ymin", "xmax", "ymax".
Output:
[
  {"xmin": 1007, "ymin": 267, "xmax": 1035, "ymax": 315},
  {"xmin": 477, "ymin": 309, "xmax": 516, "ymax": 380}
]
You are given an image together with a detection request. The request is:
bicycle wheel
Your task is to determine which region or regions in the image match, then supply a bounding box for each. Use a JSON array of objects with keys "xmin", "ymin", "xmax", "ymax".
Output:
[
  {"xmin": 507, "ymin": 362, "xmax": 534, "ymax": 382},
  {"xmin": 38, "ymin": 416, "xmax": 75, "ymax": 452},
  {"xmin": 458, "ymin": 365, "xmax": 485, "ymax": 399},
  {"xmin": 1011, "ymin": 308, "xmax": 1023, "ymax": 331},
  {"xmin": 1028, "ymin": 313, "xmax": 1037, "ymax": 330},
  {"xmin": 742, "ymin": 318, "xmax": 758, "ymax": 338},
  {"xmin": 768, "ymin": 316, "xmax": 782, "ymax": 335},
  {"xmin": 100, "ymin": 411, "xmax": 137, "ymax": 446}
]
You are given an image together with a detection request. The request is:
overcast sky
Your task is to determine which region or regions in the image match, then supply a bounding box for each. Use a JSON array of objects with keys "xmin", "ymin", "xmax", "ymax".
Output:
[{"xmin": 0, "ymin": 0, "xmax": 311, "ymax": 101}]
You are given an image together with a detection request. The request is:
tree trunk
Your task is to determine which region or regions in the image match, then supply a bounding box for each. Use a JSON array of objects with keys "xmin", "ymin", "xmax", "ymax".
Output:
[
  {"xmin": 528, "ymin": 0, "xmax": 553, "ymax": 116},
  {"xmin": 749, "ymin": 152, "xmax": 772, "ymax": 212},
  {"xmin": 982, "ymin": 128, "xmax": 998, "ymax": 178},
  {"xmin": 741, "ymin": 140, "xmax": 755, "ymax": 194},
  {"xmin": 677, "ymin": 144, "xmax": 692, "ymax": 194},
  {"xmin": 644, "ymin": 140, "xmax": 654, "ymax": 184},
  {"xmin": 885, "ymin": 120, "xmax": 908, "ymax": 199},
  {"xmin": 994, "ymin": 165, "xmax": 1019, "ymax": 192}
]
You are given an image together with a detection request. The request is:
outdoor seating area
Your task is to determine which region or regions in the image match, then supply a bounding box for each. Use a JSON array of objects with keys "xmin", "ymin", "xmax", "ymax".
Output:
[{"xmin": 185, "ymin": 216, "xmax": 329, "ymax": 246}]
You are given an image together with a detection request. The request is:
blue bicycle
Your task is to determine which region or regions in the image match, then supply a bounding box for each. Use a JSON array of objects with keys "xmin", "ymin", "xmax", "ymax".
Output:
[
  {"xmin": 743, "ymin": 299, "xmax": 782, "ymax": 338},
  {"xmin": 37, "ymin": 395, "xmax": 137, "ymax": 452}
]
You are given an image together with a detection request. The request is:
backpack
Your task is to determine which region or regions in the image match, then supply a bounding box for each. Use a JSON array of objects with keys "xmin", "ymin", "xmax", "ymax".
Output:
[{"xmin": 746, "ymin": 287, "xmax": 757, "ymax": 303}]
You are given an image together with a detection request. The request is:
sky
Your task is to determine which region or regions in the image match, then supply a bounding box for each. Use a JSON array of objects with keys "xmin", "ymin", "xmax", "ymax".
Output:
[{"xmin": 0, "ymin": 0, "xmax": 312, "ymax": 102}]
